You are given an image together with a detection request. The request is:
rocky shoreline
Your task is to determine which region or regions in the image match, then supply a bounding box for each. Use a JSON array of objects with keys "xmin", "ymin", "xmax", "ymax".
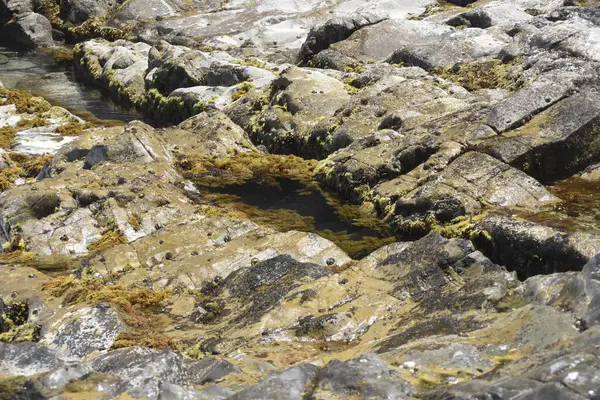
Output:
[{"xmin": 1, "ymin": 0, "xmax": 600, "ymax": 399}]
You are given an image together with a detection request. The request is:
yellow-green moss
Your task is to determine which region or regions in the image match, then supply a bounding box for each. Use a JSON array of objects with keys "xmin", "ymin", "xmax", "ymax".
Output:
[
  {"xmin": 87, "ymin": 229, "xmax": 127, "ymax": 252},
  {"xmin": 9, "ymin": 153, "xmax": 52, "ymax": 177},
  {"xmin": 128, "ymin": 215, "xmax": 142, "ymax": 231},
  {"xmin": 16, "ymin": 116, "xmax": 48, "ymax": 129},
  {"xmin": 0, "ymin": 126, "xmax": 17, "ymax": 150},
  {"xmin": 176, "ymin": 152, "xmax": 318, "ymax": 187},
  {"xmin": 112, "ymin": 331, "xmax": 175, "ymax": 350},
  {"xmin": 0, "ymin": 86, "xmax": 52, "ymax": 114},
  {"xmin": 0, "ymin": 323, "xmax": 41, "ymax": 343},
  {"xmin": 54, "ymin": 122, "xmax": 85, "ymax": 136},
  {"xmin": 232, "ymin": 82, "xmax": 256, "ymax": 101},
  {"xmin": 433, "ymin": 59, "xmax": 523, "ymax": 92}
]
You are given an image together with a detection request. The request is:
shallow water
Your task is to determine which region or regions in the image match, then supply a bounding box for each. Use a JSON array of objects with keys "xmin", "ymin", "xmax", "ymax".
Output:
[
  {"xmin": 513, "ymin": 178, "xmax": 600, "ymax": 233},
  {"xmin": 197, "ymin": 177, "xmax": 396, "ymax": 259},
  {"xmin": 0, "ymin": 47, "xmax": 139, "ymax": 123}
]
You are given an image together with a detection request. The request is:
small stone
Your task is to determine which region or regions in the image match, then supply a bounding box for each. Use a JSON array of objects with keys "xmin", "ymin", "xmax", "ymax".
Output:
[
  {"xmin": 339, "ymin": 278, "xmax": 349, "ymax": 285},
  {"xmin": 117, "ymin": 177, "xmax": 127, "ymax": 185},
  {"xmin": 251, "ymin": 258, "xmax": 260, "ymax": 266},
  {"xmin": 138, "ymin": 193, "xmax": 145, "ymax": 198},
  {"xmin": 223, "ymin": 235, "xmax": 231, "ymax": 243},
  {"xmin": 326, "ymin": 258, "xmax": 335, "ymax": 266},
  {"xmin": 10, "ymin": 291, "xmax": 17, "ymax": 298},
  {"xmin": 28, "ymin": 274, "xmax": 37, "ymax": 279},
  {"xmin": 60, "ymin": 234, "xmax": 69, "ymax": 241},
  {"xmin": 165, "ymin": 252, "xmax": 174, "ymax": 260},
  {"xmin": 159, "ymin": 240, "xmax": 165, "ymax": 245},
  {"xmin": 191, "ymin": 251, "xmax": 199, "ymax": 256}
]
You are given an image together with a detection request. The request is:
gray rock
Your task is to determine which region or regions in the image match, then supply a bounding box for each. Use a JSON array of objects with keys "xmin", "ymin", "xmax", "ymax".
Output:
[
  {"xmin": 41, "ymin": 303, "xmax": 125, "ymax": 360},
  {"xmin": 91, "ymin": 347, "xmax": 238, "ymax": 399},
  {"xmin": 483, "ymin": 72, "xmax": 576, "ymax": 133},
  {"xmin": 60, "ymin": 0, "xmax": 119, "ymax": 24},
  {"xmin": 230, "ymin": 364, "xmax": 318, "ymax": 399},
  {"xmin": 473, "ymin": 214, "xmax": 600, "ymax": 279},
  {"xmin": 386, "ymin": 28, "xmax": 507, "ymax": 71},
  {"xmin": 299, "ymin": 13, "xmax": 384, "ymax": 63},
  {"xmin": 0, "ymin": 342, "xmax": 65, "ymax": 376},
  {"xmin": 2, "ymin": 12, "xmax": 53, "ymax": 49},
  {"xmin": 84, "ymin": 121, "xmax": 173, "ymax": 169},
  {"xmin": 313, "ymin": 354, "xmax": 415, "ymax": 399},
  {"xmin": 478, "ymin": 91, "xmax": 600, "ymax": 183},
  {"xmin": 447, "ymin": 2, "xmax": 532, "ymax": 28},
  {"xmin": 394, "ymin": 151, "xmax": 555, "ymax": 224}
]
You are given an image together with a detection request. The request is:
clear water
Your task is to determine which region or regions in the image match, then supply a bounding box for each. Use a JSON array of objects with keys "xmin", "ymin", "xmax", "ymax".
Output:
[
  {"xmin": 0, "ymin": 47, "xmax": 139, "ymax": 123},
  {"xmin": 196, "ymin": 177, "xmax": 396, "ymax": 259}
]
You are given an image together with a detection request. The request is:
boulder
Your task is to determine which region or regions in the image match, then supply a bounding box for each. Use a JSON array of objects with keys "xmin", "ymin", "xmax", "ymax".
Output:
[
  {"xmin": 313, "ymin": 354, "xmax": 415, "ymax": 399},
  {"xmin": 477, "ymin": 91, "xmax": 600, "ymax": 183},
  {"xmin": 90, "ymin": 347, "xmax": 238, "ymax": 399},
  {"xmin": 60, "ymin": 0, "xmax": 119, "ymax": 25},
  {"xmin": 1, "ymin": 12, "xmax": 53, "ymax": 49},
  {"xmin": 298, "ymin": 13, "xmax": 384, "ymax": 63},
  {"xmin": 41, "ymin": 303, "xmax": 125, "ymax": 360},
  {"xmin": 231, "ymin": 365, "xmax": 318, "ymax": 399},
  {"xmin": 386, "ymin": 28, "xmax": 508, "ymax": 71}
]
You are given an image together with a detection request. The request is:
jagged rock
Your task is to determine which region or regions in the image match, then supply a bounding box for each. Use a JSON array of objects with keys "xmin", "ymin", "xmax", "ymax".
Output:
[
  {"xmin": 323, "ymin": 19, "xmax": 453, "ymax": 63},
  {"xmin": 250, "ymin": 66, "xmax": 351, "ymax": 155},
  {"xmin": 60, "ymin": 0, "xmax": 119, "ymax": 25},
  {"xmin": 473, "ymin": 214, "xmax": 600, "ymax": 278},
  {"xmin": 477, "ymin": 91, "xmax": 600, "ymax": 183},
  {"xmin": 298, "ymin": 13, "xmax": 385, "ymax": 63},
  {"xmin": 231, "ymin": 365, "xmax": 318, "ymax": 399},
  {"xmin": 83, "ymin": 121, "xmax": 174, "ymax": 169},
  {"xmin": 0, "ymin": 0, "xmax": 32, "ymax": 24},
  {"xmin": 41, "ymin": 303, "xmax": 125, "ymax": 360},
  {"xmin": 2, "ymin": 12, "xmax": 53, "ymax": 49},
  {"xmin": 313, "ymin": 354, "xmax": 415, "ymax": 399},
  {"xmin": 161, "ymin": 110, "xmax": 256, "ymax": 158},
  {"xmin": 90, "ymin": 347, "xmax": 238, "ymax": 399},
  {"xmin": 0, "ymin": 342, "xmax": 66, "ymax": 376}
]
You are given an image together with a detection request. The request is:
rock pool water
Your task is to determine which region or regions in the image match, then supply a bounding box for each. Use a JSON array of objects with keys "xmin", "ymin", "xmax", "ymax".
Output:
[
  {"xmin": 196, "ymin": 177, "xmax": 396, "ymax": 259},
  {"xmin": 0, "ymin": 47, "xmax": 138, "ymax": 122}
]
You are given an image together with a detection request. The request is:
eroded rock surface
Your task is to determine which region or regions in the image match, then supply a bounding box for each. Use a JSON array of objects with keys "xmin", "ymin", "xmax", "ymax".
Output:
[{"xmin": 3, "ymin": 0, "xmax": 600, "ymax": 398}]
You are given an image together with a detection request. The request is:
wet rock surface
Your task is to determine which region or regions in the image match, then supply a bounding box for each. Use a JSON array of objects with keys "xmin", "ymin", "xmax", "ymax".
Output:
[{"xmin": 3, "ymin": 0, "xmax": 600, "ymax": 399}]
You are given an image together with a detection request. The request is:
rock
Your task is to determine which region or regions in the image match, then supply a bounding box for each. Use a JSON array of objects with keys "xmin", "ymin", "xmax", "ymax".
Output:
[
  {"xmin": 446, "ymin": 2, "xmax": 532, "ymax": 28},
  {"xmin": 394, "ymin": 151, "xmax": 555, "ymax": 224},
  {"xmin": 385, "ymin": 28, "xmax": 507, "ymax": 71},
  {"xmin": 477, "ymin": 91, "xmax": 600, "ymax": 183},
  {"xmin": 0, "ymin": 0, "xmax": 32, "ymax": 24},
  {"xmin": 0, "ymin": 342, "xmax": 66, "ymax": 376},
  {"xmin": 83, "ymin": 120, "xmax": 174, "ymax": 169},
  {"xmin": 250, "ymin": 66, "xmax": 351, "ymax": 156},
  {"xmin": 60, "ymin": 0, "xmax": 119, "ymax": 25},
  {"xmin": 90, "ymin": 347, "xmax": 238, "ymax": 399},
  {"xmin": 313, "ymin": 354, "xmax": 415, "ymax": 399},
  {"xmin": 1, "ymin": 12, "xmax": 53, "ymax": 49},
  {"xmin": 473, "ymin": 214, "xmax": 600, "ymax": 278},
  {"xmin": 163, "ymin": 110, "xmax": 256, "ymax": 158},
  {"xmin": 41, "ymin": 303, "xmax": 125, "ymax": 360},
  {"xmin": 324, "ymin": 19, "xmax": 453, "ymax": 63},
  {"xmin": 298, "ymin": 13, "xmax": 385, "ymax": 63},
  {"xmin": 230, "ymin": 365, "xmax": 318, "ymax": 399}
]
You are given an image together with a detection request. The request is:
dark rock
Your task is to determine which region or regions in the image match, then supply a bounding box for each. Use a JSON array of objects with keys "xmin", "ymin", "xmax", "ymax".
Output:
[
  {"xmin": 60, "ymin": 0, "xmax": 119, "ymax": 25},
  {"xmin": 473, "ymin": 215, "xmax": 600, "ymax": 279},
  {"xmin": 478, "ymin": 91, "xmax": 600, "ymax": 183}
]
